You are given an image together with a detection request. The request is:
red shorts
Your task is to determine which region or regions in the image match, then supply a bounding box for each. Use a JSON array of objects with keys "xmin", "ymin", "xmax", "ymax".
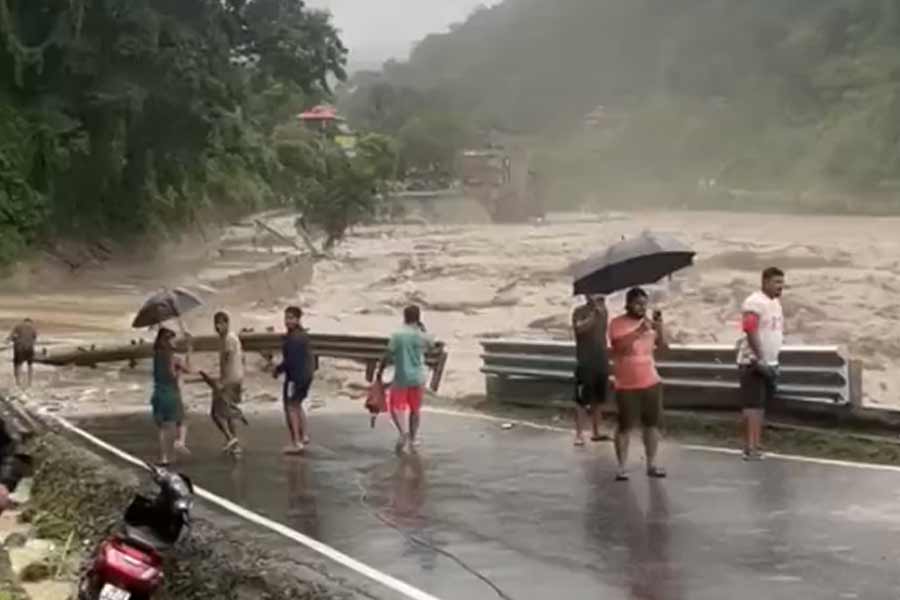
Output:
[{"xmin": 389, "ymin": 386, "xmax": 424, "ymax": 413}]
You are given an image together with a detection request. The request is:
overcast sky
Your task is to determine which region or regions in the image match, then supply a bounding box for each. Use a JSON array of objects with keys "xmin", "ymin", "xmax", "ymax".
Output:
[{"xmin": 307, "ymin": 0, "xmax": 497, "ymax": 70}]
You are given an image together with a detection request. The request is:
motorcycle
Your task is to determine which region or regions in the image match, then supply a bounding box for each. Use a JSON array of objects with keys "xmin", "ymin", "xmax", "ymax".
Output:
[{"xmin": 78, "ymin": 463, "xmax": 194, "ymax": 600}]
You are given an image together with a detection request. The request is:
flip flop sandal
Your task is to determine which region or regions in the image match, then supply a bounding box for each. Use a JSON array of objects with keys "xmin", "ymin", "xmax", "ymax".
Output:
[
  {"xmin": 615, "ymin": 471, "xmax": 629, "ymax": 482},
  {"xmin": 591, "ymin": 434, "xmax": 612, "ymax": 442},
  {"xmin": 647, "ymin": 466, "xmax": 667, "ymax": 478}
]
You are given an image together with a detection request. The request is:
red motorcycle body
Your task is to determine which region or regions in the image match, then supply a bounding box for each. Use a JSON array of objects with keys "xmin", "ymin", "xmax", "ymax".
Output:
[{"xmin": 92, "ymin": 537, "xmax": 164, "ymax": 597}]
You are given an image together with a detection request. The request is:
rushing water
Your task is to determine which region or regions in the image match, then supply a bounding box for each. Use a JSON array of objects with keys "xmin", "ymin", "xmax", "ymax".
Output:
[{"xmin": 4, "ymin": 210, "xmax": 900, "ymax": 412}]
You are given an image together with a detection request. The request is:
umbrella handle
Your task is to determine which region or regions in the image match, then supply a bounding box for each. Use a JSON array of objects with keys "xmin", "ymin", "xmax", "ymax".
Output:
[{"xmin": 163, "ymin": 287, "xmax": 189, "ymax": 338}]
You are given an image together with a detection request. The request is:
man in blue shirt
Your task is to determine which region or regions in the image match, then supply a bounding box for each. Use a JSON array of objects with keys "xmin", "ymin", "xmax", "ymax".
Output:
[
  {"xmin": 377, "ymin": 305, "xmax": 435, "ymax": 452},
  {"xmin": 274, "ymin": 306, "xmax": 314, "ymax": 454}
]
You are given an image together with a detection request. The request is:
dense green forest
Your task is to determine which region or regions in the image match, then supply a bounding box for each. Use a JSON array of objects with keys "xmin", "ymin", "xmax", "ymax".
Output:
[
  {"xmin": 0, "ymin": 0, "xmax": 396, "ymax": 266},
  {"xmin": 342, "ymin": 0, "xmax": 900, "ymax": 211},
  {"xmin": 7, "ymin": 1, "xmax": 900, "ymax": 267}
]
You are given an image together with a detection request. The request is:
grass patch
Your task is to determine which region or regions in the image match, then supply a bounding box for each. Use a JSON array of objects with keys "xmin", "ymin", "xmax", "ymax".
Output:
[{"xmin": 436, "ymin": 395, "xmax": 900, "ymax": 466}]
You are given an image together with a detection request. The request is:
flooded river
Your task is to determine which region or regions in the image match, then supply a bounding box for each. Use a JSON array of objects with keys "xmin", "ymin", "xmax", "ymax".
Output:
[
  {"xmin": 301, "ymin": 211, "xmax": 900, "ymax": 407},
  {"xmin": 2, "ymin": 209, "xmax": 900, "ymax": 411}
]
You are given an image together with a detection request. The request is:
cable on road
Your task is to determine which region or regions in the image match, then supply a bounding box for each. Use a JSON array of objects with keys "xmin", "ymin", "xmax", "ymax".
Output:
[{"xmin": 355, "ymin": 469, "xmax": 516, "ymax": 600}]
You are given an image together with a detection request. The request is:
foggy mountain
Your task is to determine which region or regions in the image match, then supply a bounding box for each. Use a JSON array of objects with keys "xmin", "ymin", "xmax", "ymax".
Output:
[
  {"xmin": 306, "ymin": 0, "xmax": 496, "ymax": 71},
  {"xmin": 341, "ymin": 0, "xmax": 900, "ymax": 207}
]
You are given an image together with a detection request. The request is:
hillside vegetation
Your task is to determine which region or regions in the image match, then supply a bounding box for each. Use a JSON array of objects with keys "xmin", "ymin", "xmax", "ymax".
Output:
[
  {"xmin": 342, "ymin": 0, "xmax": 900, "ymax": 211},
  {"xmin": 0, "ymin": 0, "xmax": 396, "ymax": 266}
]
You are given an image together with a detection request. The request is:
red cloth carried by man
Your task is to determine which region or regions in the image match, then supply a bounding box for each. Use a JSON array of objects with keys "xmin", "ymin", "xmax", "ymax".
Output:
[{"xmin": 365, "ymin": 380, "xmax": 387, "ymax": 427}]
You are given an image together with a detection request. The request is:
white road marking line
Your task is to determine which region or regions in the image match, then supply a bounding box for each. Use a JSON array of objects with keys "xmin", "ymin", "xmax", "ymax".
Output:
[
  {"xmin": 47, "ymin": 412, "xmax": 443, "ymax": 600},
  {"xmin": 424, "ymin": 407, "xmax": 900, "ymax": 473},
  {"xmin": 39, "ymin": 403, "xmax": 900, "ymax": 600}
]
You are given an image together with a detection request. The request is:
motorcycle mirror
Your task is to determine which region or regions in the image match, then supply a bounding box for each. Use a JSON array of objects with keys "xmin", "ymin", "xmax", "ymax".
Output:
[
  {"xmin": 177, "ymin": 473, "xmax": 195, "ymax": 493},
  {"xmin": 145, "ymin": 461, "xmax": 166, "ymax": 483}
]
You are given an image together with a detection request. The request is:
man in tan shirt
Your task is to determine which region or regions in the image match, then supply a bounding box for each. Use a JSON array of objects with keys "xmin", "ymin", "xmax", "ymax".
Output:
[
  {"xmin": 205, "ymin": 311, "xmax": 246, "ymax": 454},
  {"xmin": 8, "ymin": 318, "xmax": 37, "ymax": 388}
]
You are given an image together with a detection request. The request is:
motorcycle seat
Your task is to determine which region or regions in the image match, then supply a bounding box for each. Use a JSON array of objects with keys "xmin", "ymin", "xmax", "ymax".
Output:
[{"xmin": 121, "ymin": 525, "xmax": 172, "ymax": 553}]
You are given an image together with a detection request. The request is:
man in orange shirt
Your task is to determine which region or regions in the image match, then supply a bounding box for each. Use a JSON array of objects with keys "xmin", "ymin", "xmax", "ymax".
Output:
[{"xmin": 609, "ymin": 287, "xmax": 667, "ymax": 481}]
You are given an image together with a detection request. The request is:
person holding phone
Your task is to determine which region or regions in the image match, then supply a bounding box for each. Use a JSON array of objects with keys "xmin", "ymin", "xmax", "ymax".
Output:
[{"xmin": 608, "ymin": 287, "xmax": 668, "ymax": 481}]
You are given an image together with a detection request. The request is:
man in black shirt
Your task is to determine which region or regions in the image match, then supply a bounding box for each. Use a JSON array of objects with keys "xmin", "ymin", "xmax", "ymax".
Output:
[
  {"xmin": 274, "ymin": 306, "xmax": 315, "ymax": 454},
  {"xmin": 572, "ymin": 294, "xmax": 611, "ymax": 446}
]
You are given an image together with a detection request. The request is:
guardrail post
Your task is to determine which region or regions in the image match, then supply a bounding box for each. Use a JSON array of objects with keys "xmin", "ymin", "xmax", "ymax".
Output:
[{"xmin": 848, "ymin": 359, "xmax": 864, "ymax": 409}]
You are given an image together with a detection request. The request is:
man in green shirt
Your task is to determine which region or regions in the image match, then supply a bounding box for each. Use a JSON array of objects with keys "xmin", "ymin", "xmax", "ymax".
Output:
[{"xmin": 377, "ymin": 305, "xmax": 435, "ymax": 453}]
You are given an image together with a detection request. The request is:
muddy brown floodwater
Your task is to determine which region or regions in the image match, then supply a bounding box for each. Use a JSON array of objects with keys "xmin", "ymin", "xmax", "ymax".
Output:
[
  {"xmin": 2, "ymin": 210, "xmax": 899, "ymax": 413},
  {"xmin": 297, "ymin": 210, "xmax": 900, "ymax": 407},
  {"xmin": 0, "ymin": 214, "xmax": 312, "ymax": 413}
]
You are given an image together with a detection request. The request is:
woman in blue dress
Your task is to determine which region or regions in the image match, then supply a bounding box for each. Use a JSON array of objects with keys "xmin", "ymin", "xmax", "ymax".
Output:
[{"xmin": 151, "ymin": 327, "xmax": 192, "ymax": 465}]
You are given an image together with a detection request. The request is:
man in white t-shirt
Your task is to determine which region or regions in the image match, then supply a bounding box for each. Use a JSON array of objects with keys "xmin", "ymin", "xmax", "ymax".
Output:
[
  {"xmin": 208, "ymin": 311, "xmax": 247, "ymax": 454},
  {"xmin": 736, "ymin": 267, "xmax": 785, "ymax": 460}
]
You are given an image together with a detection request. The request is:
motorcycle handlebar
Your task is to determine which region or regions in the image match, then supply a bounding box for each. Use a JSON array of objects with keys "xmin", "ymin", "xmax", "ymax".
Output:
[{"xmin": 146, "ymin": 462, "xmax": 194, "ymax": 502}]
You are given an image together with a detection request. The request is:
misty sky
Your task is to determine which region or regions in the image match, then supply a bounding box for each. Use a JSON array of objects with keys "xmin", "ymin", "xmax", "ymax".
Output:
[{"xmin": 307, "ymin": 0, "xmax": 497, "ymax": 69}]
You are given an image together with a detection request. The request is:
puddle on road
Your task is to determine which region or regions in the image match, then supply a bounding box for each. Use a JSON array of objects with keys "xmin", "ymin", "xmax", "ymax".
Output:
[
  {"xmin": 76, "ymin": 410, "xmax": 632, "ymax": 600},
  {"xmin": 75, "ymin": 406, "xmax": 900, "ymax": 600}
]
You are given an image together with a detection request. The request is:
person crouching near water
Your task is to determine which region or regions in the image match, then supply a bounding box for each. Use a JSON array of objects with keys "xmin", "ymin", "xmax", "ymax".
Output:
[
  {"xmin": 151, "ymin": 327, "xmax": 192, "ymax": 465},
  {"xmin": 377, "ymin": 305, "xmax": 436, "ymax": 453},
  {"xmin": 609, "ymin": 288, "xmax": 667, "ymax": 481},
  {"xmin": 273, "ymin": 306, "xmax": 315, "ymax": 454}
]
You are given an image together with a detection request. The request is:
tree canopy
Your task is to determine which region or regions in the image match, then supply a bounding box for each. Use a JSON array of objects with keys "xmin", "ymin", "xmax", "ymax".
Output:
[{"xmin": 0, "ymin": 0, "xmax": 390, "ymax": 265}]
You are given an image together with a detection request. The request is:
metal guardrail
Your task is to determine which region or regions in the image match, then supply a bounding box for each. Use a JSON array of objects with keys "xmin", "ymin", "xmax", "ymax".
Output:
[
  {"xmin": 481, "ymin": 339, "xmax": 855, "ymax": 406},
  {"xmin": 36, "ymin": 333, "xmax": 450, "ymax": 392}
]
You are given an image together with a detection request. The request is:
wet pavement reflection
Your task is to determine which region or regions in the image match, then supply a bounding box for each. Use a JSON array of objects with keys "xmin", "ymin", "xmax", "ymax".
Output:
[{"xmin": 79, "ymin": 408, "xmax": 900, "ymax": 600}]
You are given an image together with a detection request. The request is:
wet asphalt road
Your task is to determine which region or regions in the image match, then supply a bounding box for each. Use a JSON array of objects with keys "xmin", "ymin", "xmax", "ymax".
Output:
[{"xmin": 79, "ymin": 407, "xmax": 900, "ymax": 600}]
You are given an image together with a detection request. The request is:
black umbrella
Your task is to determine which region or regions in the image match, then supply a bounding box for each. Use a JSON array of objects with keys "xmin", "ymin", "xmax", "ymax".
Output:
[
  {"xmin": 572, "ymin": 231, "xmax": 695, "ymax": 295},
  {"xmin": 132, "ymin": 287, "xmax": 203, "ymax": 329}
]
